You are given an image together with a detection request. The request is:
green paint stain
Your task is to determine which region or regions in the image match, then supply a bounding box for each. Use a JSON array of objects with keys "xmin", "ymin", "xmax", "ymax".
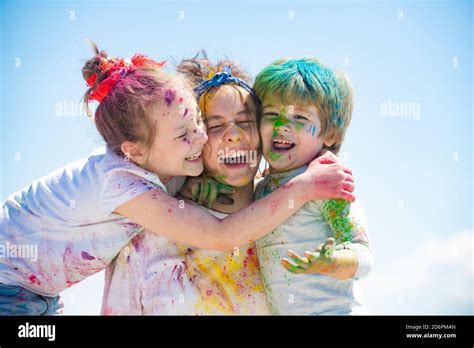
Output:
[
  {"xmin": 321, "ymin": 199, "xmax": 353, "ymax": 243},
  {"xmin": 319, "ymin": 243, "xmax": 334, "ymax": 264},
  {"xmin": 268, "ymin": 151, "xmax": 282, "ymax": 161},
  {"xmin": 273, "ymin": 115, "xmax": 289, "ymax": 129},
  {"xmin": 272, "ymin": 248, "xmax": 281, "ymax": 260},
  {"xmin": 214, "ymin": 174, "xmax": 228, "ymax": 184},
  {"xmin": 295, "ymin": 121, "xmax": 305, "ymax": 132}
]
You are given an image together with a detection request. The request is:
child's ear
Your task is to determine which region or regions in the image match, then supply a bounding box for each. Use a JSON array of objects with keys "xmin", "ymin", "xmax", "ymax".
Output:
[
  {"xmin": 322, "ymin": 131, "xmax": 337, "ymax": 148},
  {"xmin": 120, "ymin": 141, "xmax": 148, "ymax": 166}
]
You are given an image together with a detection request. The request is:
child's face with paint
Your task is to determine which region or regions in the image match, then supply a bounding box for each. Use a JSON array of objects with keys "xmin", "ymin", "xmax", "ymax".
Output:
[
  {"xmin": 144, "ymin": 85, "xmax": 208, "ymax": 179},
  {"xmin": 201, "ymin": 85, "xmax": 261, "ymax": 187},
  {"xmin": 260, "ymin": 102, "xmax": 327, "ymax": 173}
]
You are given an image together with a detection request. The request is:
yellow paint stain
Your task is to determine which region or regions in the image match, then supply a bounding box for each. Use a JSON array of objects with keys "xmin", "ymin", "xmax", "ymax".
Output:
[{"xmin": 174, "ymin": 242, "xmax": 266, "ymax": 314}]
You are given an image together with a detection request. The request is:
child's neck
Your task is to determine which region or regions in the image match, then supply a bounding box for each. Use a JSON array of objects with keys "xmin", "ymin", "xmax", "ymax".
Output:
[
  {"xmin": 158, "ymin": 175, "xmax": 174, "ymax": 185},
  {"xmin": 269, "ymin": 165, "xmax": 306, "ymax": 175},
  {"xmin": 211, "ymin": 181, "xmax": 254, "ymax": 214}
]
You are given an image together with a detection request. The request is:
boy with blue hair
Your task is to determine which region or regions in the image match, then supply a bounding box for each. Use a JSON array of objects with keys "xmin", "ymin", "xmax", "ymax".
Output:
[{"xmin": 254, "ymin": 57, "xmax": 373, "ymax": 315}]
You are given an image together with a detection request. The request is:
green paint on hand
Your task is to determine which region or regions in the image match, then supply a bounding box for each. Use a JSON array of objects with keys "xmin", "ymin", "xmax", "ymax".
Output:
[{"xmin": 319, "ymin": 243, "xmax": 334, "ymax": 264}]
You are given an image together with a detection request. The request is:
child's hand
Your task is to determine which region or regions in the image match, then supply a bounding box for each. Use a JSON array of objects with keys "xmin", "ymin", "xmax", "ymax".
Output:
[
  {"xmin": 301, "ymin": 151, "xmax": 355, "ymax": 202},
  {"xmin": 281, "ymin": 238, "xmax": 337, "ymax": 274},
  {"xmin": 181, "ymin": 176, "xmax": 235, "ymax": 208}
]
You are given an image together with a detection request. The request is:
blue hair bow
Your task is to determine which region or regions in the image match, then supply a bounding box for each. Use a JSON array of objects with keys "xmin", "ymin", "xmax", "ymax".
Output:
[{"xmin": 193, "ymin": 66, "xmax": 257, "ymax": 101}]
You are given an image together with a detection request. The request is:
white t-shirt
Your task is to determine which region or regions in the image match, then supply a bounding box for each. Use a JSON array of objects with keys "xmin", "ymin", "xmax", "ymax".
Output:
[
  {"xmin": 101, "ymin": 203, "xmax": 270, "ymax": 315},
  {"xmin": 254, "ymin": 166, "xmax": 373, "ymax": 315},
  {"xmin": 0, "ymin": 146, "xmax": 184, "ymax": 296}
]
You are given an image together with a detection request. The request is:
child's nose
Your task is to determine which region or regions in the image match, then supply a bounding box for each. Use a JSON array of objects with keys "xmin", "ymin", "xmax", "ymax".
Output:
[
  {"xmin": 224, "ymin": 124, "xmax": 243, "ymax": 144},
  {"xmin": 275, "ymin": 123, "xmax": 291, "ymax": 133}
]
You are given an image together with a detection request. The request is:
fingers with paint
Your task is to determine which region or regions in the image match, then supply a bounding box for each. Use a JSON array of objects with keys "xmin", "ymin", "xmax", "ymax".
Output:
[
  {"xmin": 281, "ymin": 237, "xmax": 336, "ymax": 274},
  {"xmin": 191, "ymin": 176, "xmax": 235, "ymax": 208}
]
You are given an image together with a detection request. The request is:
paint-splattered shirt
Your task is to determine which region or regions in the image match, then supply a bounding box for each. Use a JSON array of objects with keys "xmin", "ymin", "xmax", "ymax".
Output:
[
  {"xmin": 254, "ymin": 165, "xmax": 373, "ymax": 315},
  {"xmin": 101, "ymin": 202, "xmax": 270, "ymax": 315},
  {"xmin": 0, "ymin": 146, "xmax": 182, "ymax": 296}
]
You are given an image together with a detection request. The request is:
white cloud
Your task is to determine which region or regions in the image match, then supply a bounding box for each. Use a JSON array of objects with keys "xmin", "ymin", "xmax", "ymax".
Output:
[{"xmin": 359, "ymin": 230, "xmax": 473, "ymax": 314}]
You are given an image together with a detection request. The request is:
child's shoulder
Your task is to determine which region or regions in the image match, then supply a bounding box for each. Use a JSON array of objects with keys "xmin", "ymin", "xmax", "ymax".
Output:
[{"xmin": 99, "ymin": 146, "xmax": 166, "ymax": 190}]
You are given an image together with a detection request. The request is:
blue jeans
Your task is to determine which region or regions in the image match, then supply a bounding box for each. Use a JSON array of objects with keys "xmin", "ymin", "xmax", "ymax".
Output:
[{"xmin": 0, "ymin": 283, "xmax": 63, "ymax": 315}]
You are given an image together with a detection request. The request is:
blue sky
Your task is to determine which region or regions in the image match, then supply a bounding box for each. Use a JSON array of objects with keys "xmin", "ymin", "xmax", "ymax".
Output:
[{"xmin": 1, "ymin": 0, "xmax": 472, "ymax": 314}]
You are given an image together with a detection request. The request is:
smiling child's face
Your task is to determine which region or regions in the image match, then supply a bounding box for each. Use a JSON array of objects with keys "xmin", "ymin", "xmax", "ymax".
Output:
[
  {"xmin": 260, "ymin": 102, "xmax": 327, "ymax": 173},
  {"xmin": 144, "ymin": 85, "xmax": 208, "ymax": 179},
  {"xmin": 201, "ymin": 85, "xmax": 261, "ymax": 187}
]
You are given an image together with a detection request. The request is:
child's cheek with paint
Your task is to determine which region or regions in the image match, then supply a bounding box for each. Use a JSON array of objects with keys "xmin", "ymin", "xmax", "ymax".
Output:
[
  {"xmin": 292, "ymin": 122, "xmax": 326, "ymax": 169},
  {"xmin": 145, "ymin": 107, "xmax": 208, "ymax": 178},
  {"xmin": 260, "ymin": 116, "xmax": 281, "ymax": 164},
  {"xmin": 144, "ymin": 133, "xmax": 203, "ymax": 178},
  {"xmin": 260, "ymin": 116, "xmax": 325, "ymax": 173}
]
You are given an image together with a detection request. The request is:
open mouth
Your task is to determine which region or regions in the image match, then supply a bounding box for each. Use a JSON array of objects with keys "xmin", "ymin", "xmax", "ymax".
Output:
[
  {"xmin": 222, "ymin": 152, "xmax": 249, "ymax": 169},
  {"xmin": 272, "ymin": 138, "xmax": 296, "ymax": 152},
  {"xmin": 185, "ymin": 151, "xmax": 202, "ymax": 162},
  {"xmin": 223, "ymin": 153, "xmax": 247, "ymax": 164}
]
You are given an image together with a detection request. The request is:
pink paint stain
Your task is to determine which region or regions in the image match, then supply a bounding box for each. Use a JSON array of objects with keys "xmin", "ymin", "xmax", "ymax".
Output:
[
  {"xmin": 164, "ymin": 89, "xmax": 176, "ymax": 107},
  {"xmin": 81, "ymin": 251, "xmax": 96, "ymax": 260},
  {"xmin": 269, "ymin": 199, "xmax": 280, "ymax": 215},
  {"xmin": 176, "ymin": 262, "xmax": 186, "ymax": 289},
  {"xmin": 28, "ymin": 274, "xmax": 40, "ymax": 285},
  {"xmin": 131, "ymin": 233, "xmax": 145, "ymax": 251},
  {"xmin": 103, "ymin": 307, "xmax": 114, "ymax": 315},
  {"xmin": 63, "ymin": 245, "xmax": 75, "ymax": 287},
  {"xmin": 170, "ymin": 262, "xmax": 186, "ymax": 289},
  {"xmin": 62, "ymin": 244, "xmax": 104, "ymax": 289}
]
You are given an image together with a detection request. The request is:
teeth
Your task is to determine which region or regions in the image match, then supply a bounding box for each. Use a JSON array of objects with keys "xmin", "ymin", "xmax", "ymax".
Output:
[
  {"xmin": 225, "ymin": 155, "xmax": 246, "ymax": 160},
  {"xmin": 224, "ymin": 155, "xmax": 246, "ymax": 163},
  {"xmin": 273, "ymin": 139, "xmax": 294, "ymax": 145},
  {"xmin": 186, "ymin": 151, "xmax": 201, "ymax": 160}
]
